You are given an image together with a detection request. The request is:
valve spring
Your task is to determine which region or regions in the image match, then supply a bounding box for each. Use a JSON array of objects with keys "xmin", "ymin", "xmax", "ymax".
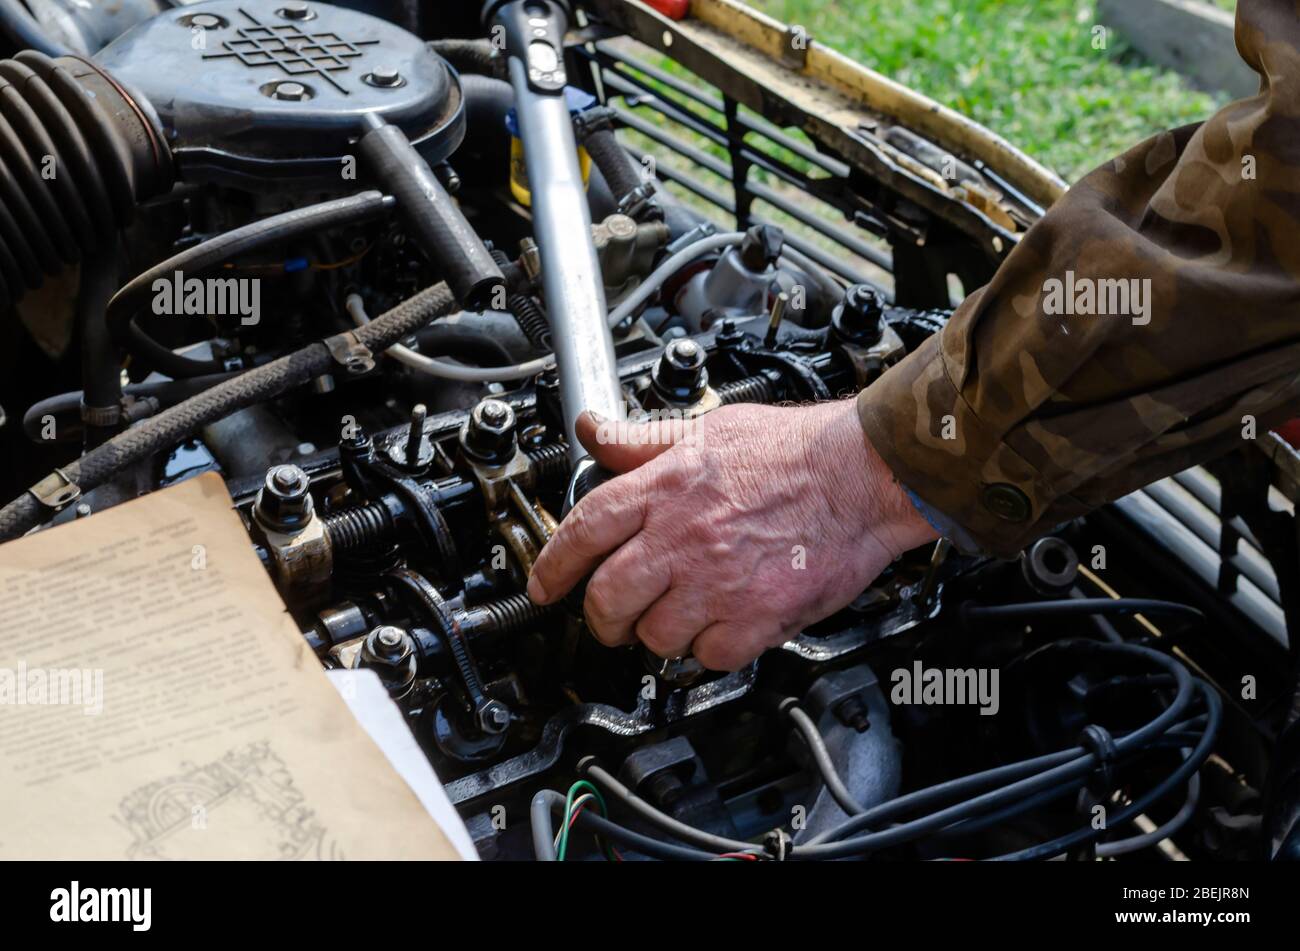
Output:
[
  {"xmin": 491, "ymin": 248, "xmax": 552, "ymax": 350},
  {"xmin": 717, "ymin": 375, "xmax": 776, "ymax": 405},
  {"xmin": 476, "ymin": 592, "xmax": 556, "ymax": 636},
  {"xmin": 324, "ymin": 502, "xmax": 393, "ymax": 553},
  {"xmin": 525, "ymin": 441, "xmax": 570, "ymax": 487}
]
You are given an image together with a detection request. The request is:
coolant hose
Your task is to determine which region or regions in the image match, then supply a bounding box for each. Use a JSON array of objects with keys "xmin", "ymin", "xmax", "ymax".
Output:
[
  {"xmin": 0, "ymin": 282, "xmax": 457, "ymax": 541},
  {"xmin": 357, "ymin": 113, "xmax": 503, "ymax": 308},
  {"xmin": 573, "ymin": 106, "xmax": 658, "ymax": 220},
  {"xmin": 75, "ymin": 249, "xmax": 123, "ymax": 441}
]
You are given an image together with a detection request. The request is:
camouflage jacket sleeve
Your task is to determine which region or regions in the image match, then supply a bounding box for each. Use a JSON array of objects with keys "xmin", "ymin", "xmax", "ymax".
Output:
[{"xmin": 858, "ymin": 0, "xmax": 1300, "ymax": 559}]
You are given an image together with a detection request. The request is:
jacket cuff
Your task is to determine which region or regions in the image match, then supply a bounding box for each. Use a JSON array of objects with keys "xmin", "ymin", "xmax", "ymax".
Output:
[{"xmin": 856, "ymin": 333, "xmax": 1061, "ymax": 560}]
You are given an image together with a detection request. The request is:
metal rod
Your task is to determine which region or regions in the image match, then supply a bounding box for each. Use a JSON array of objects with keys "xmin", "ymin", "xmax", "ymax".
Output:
[{"xmin": 500, "ymin": 6, "xmax": 624, "ymax": 458}]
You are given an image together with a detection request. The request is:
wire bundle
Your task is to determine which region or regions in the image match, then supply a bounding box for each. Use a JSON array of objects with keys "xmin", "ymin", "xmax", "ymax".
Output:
[{"xmin": 530, "ymin": 640, "xmax": 1220, "ymax": 861}]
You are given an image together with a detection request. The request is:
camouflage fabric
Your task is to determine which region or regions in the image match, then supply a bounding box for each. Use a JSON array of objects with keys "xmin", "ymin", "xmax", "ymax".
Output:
[{"xmin": 858, "ymin": 0, "xmax": 1300, "ymax": 559}]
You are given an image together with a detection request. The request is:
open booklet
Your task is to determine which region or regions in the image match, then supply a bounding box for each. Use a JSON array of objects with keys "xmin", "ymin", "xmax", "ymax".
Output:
[{"xmin": 0, "ymin": 472, "xmax": 466, "ymax": 860}]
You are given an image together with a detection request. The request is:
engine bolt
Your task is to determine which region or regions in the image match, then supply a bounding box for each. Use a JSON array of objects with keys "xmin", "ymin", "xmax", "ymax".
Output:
[
  {"xmin": 255, "ymin": 464, "xmax": 313, "ymax": 532},
  {"xmin": 460, "ymin": 398, "xmax": 518, "ymax": 465},
  {"xmin": 365, "ymin": 66, "xmax": 403, "ymax": 87},
  {"xmin": 832, "ymin": 284, "xmax": 885, "ymax": 345},
  {"xmin": 406, "ymin": 403, "xmax": 427, "ymax": 461},
  {"xmin": 478, "ymin": 699, "xmax": 512, "ymax": 734},
  {"xmin": 652, "ymin": 338, "xmax": 708, "ymax": 406},
  {"xmin": 359, "ymin": 625, "xmax": 416, "ymax": 698},
  {"xmin": 479, "ymin": 399, "xmax": 510, "ymax": 427},
  {"xmin": 375, "ymin": 625, "xmax": 405, "ymax": 652},
  {"xmin": 271, "ymin": 81, "xmax": 310, "ymax": 102},
  {"xmin": 278, "ymin": 2, "xmax": 313, "ymax": 20}
]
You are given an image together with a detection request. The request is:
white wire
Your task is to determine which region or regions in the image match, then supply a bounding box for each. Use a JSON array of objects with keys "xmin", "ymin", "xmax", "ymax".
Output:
[
  {"xmin": 605, "ymin": 231, "xmax": 746, "ymax": 327},
  {"xmin": 345, "ymin": 294, "xmax": 555, "ymax": 382}
]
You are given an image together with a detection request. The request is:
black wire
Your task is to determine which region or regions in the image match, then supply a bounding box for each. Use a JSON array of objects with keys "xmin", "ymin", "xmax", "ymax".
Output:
[
  {"xmin": 808, "ymin": 641, "xmax": 1194, "ymax": 849},
  {"xmin": 106, "ymin": 191, "xmax": 396, "ymax": 378},
  {"xmin": 579, "ymin": 641, "xmax": 1200, "ymax": 861},
  {"xmin": 990, "ymin": 681, "xmax": 1222, "ymax": 861},
  {"xmin": 965, "ymin": 598, "xmax": 1204, "ymax": 624}
]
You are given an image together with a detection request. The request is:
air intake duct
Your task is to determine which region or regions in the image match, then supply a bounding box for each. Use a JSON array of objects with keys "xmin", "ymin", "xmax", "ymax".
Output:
[{"xmin": 0, "ymin": 50, "xmax": 171, "ymax": 307}]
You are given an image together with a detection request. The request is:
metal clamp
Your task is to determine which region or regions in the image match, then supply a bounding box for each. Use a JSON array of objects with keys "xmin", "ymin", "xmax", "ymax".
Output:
[
  {"xmin": 323, "ymin": 330, "xmax": 375, "ymax": 375},
  {"xmin": 28, "ymin": 468, "xmax": 81, "ymax": 511}
]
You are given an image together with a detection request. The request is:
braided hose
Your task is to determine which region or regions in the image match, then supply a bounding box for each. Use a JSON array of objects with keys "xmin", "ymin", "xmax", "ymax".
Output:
[{"xmin": 0, "ymin": 282, "xmax": 457, "ymax": 541}]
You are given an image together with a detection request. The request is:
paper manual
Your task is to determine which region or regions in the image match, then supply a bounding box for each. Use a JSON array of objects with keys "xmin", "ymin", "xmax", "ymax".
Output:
[{"xmin": 0, "ymin": 472, "xmax": 461, "ymax": 859}]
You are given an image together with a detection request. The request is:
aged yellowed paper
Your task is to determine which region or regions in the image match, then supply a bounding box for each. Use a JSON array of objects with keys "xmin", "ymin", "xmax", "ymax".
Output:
[{"xmin": 0, "ymin": 472, "xmax": 458, "ymax": 859}]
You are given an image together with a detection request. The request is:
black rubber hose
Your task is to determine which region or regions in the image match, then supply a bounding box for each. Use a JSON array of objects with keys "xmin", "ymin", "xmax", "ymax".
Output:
[
  {"xmin": 22, "ymin": 371, "xmax": 239, "ymax": 443},
  {"xmin": 573, "ymin": 107, "xmax": 654, "ymax": 218},
  {"xmin": 428, "ymin": 39, "xmax": 502, "ymax": 78},
  {"xmin": 458, "ymin": 73, "xmax": 512, "ymax": 161},
  {"xmin": 76, "ymin": 250, "xmax": 122, "ymax": 425},
  {"xmin": 357, "ymin": 115, "xmax": 503, "ymax": 308},
  {"xmin": 105, "ymin": 191, "xmax": 397, "ymax": 378},
  {"xmin": 0, "ymin": 0, "xmax": 73, "ymax": 58},
  {"xmin": 0, "ymin": 281, "xmax": 457, "ymax": 540}
]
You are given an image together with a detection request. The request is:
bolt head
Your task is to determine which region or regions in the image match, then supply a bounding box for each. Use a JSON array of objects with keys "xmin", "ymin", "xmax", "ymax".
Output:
[
  {"xmin": 279, "ymin": 2, "xmax": 312, "ymax": 19},
  {"xmin": 461, "ymin": 399, "xmax": 517, "ymax": 464},
  {"xmin": 191, "ymin": 13, "xmax": 221, "ymax": 28},
  {"xmin": 478, "ymin": 400, "xmax": 512, "ymax": 433},
  {"xmin": 271, "ymin": 81, "xmax": 309, "ymax": 101},
  {"xmin": 256, "ymin": 464, "xmax": 313, "ymax": 531},
  {"xmin": 269, "ymin": 464, "xmax": 309, "ymax": 498},
  {"xmin": 375, "ymin": 625, "xmax": 405, "ymax": 650},
  {"xmin": 833, "ymin": 284, "xmax": 885, "ymax": 344},
  {"xmin": 367, "ymin": 66, "xmax": 402, "ymax": 87},
  {"xmin": 478, "ymin": 700, "xmax": 512, "ymax": 734},
  {"xmin": 653, "ymin": 338, "xmax": 708, "ymax": 405},
  {"xmin": 668, "ymin": 338, "xmax": 701, "ymax": 366}
]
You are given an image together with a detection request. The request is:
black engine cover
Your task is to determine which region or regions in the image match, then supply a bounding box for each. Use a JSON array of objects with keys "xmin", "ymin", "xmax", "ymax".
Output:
[{"xmin": 95, "ymin": 0, "xmax": 464, "ymax": 187}]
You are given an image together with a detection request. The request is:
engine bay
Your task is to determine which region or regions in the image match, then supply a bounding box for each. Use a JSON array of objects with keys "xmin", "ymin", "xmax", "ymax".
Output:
[{"xmin": 0, "ymin": 0, "xmax": 1296, "ymax": 863}]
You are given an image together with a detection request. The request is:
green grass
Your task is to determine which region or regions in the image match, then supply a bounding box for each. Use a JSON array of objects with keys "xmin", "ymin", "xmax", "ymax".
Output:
[{"xmin": 748, "ymin": 0, "xmax": 1228, "ymax": 181}]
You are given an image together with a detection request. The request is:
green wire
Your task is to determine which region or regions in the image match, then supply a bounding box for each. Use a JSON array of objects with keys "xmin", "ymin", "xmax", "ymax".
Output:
[{"xmin": 557, "ymin": 780, "xmax": 609, "ymax": 861}]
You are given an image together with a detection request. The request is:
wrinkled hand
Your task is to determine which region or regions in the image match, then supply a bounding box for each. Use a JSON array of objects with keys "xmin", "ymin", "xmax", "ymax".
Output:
[{"xmin": 527, "ymin": 398, "xmax": 938, "ymax": 670}]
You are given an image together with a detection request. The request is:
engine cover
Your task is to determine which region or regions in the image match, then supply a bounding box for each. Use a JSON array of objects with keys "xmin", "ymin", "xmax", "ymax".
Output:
[{"xmin": 94, "ymin": 0, "xmax": 464, "ymax": 187}]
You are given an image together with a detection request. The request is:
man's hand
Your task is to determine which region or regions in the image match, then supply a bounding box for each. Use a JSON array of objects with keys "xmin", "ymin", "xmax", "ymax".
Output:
[{"xmin": 527, "ymin": 398, "xmax": 938, "ymax": 670}]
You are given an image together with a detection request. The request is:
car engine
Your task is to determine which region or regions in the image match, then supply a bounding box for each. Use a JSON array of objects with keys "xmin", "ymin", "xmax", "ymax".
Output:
[{"xmin": 0, "ymin": 0, "xmax": 1296, "ymax": 863}]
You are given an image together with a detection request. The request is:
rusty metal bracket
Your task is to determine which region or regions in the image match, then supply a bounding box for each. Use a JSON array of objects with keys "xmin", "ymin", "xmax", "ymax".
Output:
[
  {"xmin": 28, "ymin": 468, "xmax": 81, "ymax": 511},
  {"xmin": 324, "ymin": 330, "xmax": 375, "ymax": 375}
]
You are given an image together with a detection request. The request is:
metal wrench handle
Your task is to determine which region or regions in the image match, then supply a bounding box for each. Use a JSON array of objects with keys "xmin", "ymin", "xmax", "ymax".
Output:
[{"xmin": 490, "ymin": 0, "xmax": 625, "ymax": 457}]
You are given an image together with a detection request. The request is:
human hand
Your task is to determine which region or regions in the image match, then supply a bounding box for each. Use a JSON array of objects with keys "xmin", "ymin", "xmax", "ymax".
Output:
[{"xmin": 526, "ymin": 398, "xmax": 938, "ymax": 670}]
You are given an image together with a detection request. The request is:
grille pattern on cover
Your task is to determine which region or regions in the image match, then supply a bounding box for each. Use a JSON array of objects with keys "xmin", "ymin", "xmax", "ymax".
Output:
[{"xmin": 203, "ymin": 8, "xmax": 380, "ymax": 94}]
